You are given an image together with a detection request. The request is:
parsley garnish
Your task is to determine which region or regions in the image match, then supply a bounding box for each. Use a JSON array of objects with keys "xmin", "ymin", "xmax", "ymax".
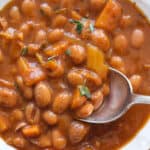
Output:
[
  {"xmin": 89, "ymin": 23, "xmax": 95, "ymax": 32},
  {"xmin": 47, "ymin": 56, "xmax": 56, "ymax": 62},
  {"xmin": 69, "ymin": 19, "xmax": 84, "ymax": 34},
  {"xmin": 79, "ymin": 85, "xmax": 91, "ymax": 99},
  {"xmin": 65, "ymin": 49, "xmax": 71, "ymax": 56},
  {"xmin": 21, "ymin": 47, "xmax": 28, "ymax": 56}
]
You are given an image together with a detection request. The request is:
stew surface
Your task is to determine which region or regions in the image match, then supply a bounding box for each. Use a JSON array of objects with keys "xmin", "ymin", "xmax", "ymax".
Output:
[{"xmin": 0, "ymin": 0, "xmax": 149, "ymax": 150}]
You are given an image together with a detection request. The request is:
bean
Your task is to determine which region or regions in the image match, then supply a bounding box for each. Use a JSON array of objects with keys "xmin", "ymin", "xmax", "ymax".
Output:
[
  {"xmin": 91, "ymin": 29, "xmax": 110, "ymax": 52},
  {"xmin": 60, "ymin": 0, "xmax": 73, "ymax": 9},
  {"xmin": 34, "ymin": 82, "xmax": 52, "ymax": 108},
  {"xmin": 9, "ymin": 6, "xmax": 21, "ymax": 22},
  {"xmin": 35, "ymin": 30, "xmax": 47, "ymax": 43},
  {"xmin": 23, "ymin": 86, "xmax": 33, "ymax": 100},
  {"xmin": 53, "ymin": 91, "xmax": 71, "ymax": 114},
  {"xmin": 113, "ymin": 34, "xmax": 128, "ymax": 55},
  {"xmin": 38, "ymin": 134, "xmax": 52, "ymax": 148},
  {"xmin": 43, "ymin": 110, "xmax": 58, "ymax": 125},
  {"xmin": 91, "ymin": 90, "xmax": 104, "ymax": 110},
  {"xmin": 0, "ymin": 87, "xmax": 18, "ymax": 107},
  {"xmin": 22, "ymin": 125, "xmax": 41, "ymax": 138},
  {"xmin": 0, "ymin": 49, "xmax": 4, "ymax": 63},
  {"xmin": 52, "ymin": 15, "xmax": 67, "ymax": 28},
  {"xmin": 131, "ymin": 29, "xmax": 144, "ymax": 48},
  {"xmin": 71, "ymin": 88, "xmax": 87, "ymax": 109},
  {"xmin": 11, "ymin": 109, "xmax": 24, "ymax": 121},
  {"xmin": 40, "ymin": 3, "xmax": 53, "ymax": 17},
  {"xmin": 101, "ymin": 83, "xmax": 110, "ymax": 96},
  {"xmin": 20, "ymin": 23, "xmax": 30, "ymax": 36},
  {"xmin": 0, "ymin": 115, "xmax": 9, "ymax": 133},
  {"xmin": 48, "ymin": 59, "xmax": 64, "ymax": 78},
  {"xmin": 69, "ymin": 121, "xmax": 90, "ymax": 144},
  {"xmin": 120, "ymin": 15, "xmax": 132, "ymax": 28},
  {"xmin": 48, "ymin": 29, "xmax": 64, "ymax": 43},
  {"xmin": 52, "ymin": 128, "xmax": 67, "ymax": 150},
  {"xmin": 25, "ymin": 103, "xmax": 40, "ymax": 124},
  {"xmin": 21, "ymin": 0, "xmax": 36, "ymax": 16},
  {"xmin": 68, "ymin": 45, "xmax": 86, "ymax": 65},
  {"xmin": 13, "ymin": 137, "xmax": 26, "ymax": 148},
  {"xmin": 16, "ymin": 76, "xmax": 24, "ymax": 89},
  {"xmin": 130, "ymin": 74, "xmax": 142, "ymax": 92},
  {"xmin": 28, "ymin": 44, "xmax": 40, "ymax": 55},
  {"xmin": 67, "ymin": 69, "xmax": 84, "ymax": 86},
  {"xmin": 110, "ymin": 56, "xmax": 124, "ymax": 69},
  {"xmin": 76, "ymin": 102, "xmax": 94, "ymax": 118},
  {"xmin": 90, "ymin": 0, "xmax": 106, "ymax": 10}
]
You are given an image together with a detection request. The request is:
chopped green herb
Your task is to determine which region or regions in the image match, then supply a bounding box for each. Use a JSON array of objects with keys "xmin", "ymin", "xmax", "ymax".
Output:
[
  {"xmin": 47, "ymin": 56, "xmax": 56, "ymax": 62},
  {"xmin": 89, "ymin": 23, "xmax": 95, "ymax": 32},
  {"xmin": 65, "ymin": 49, "xmax": 71, "ymax": 56},
  {"xmin": 79, "ymin": 85, "xmax": 91, "ymax": 99},
  {"xmin": 69, "ymin": 19, "xmax": 84, "ymax": 34},
  {"xmin": 21, "ymin": 47, "xmax": 28, "ymax": 56}
]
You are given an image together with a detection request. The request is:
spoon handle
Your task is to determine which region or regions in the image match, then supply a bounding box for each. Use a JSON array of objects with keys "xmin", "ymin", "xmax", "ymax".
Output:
[{"xmin": 131, "ymin": 94, "xmax": 150, "ymax": 104}]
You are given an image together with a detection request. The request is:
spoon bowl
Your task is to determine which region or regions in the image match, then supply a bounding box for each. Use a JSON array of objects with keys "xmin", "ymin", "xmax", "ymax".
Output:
[{"xmin": 78, "ymin": 67, "xmax": 150, "ymax": 124}]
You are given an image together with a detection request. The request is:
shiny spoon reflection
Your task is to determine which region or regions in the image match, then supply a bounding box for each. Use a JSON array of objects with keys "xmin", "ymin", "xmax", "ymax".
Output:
[{"xmin": 78, "ymin": 67, "xmax": 150, "ymax": 124}]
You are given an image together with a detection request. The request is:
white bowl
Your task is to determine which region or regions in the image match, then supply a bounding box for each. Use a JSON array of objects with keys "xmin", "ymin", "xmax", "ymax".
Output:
[{"xmin": 0, "ymin": 0, "xmax": 150, "ymax": 150}]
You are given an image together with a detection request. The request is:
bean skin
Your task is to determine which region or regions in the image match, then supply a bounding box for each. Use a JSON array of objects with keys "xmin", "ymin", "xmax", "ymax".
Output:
[
  {"xmin": 76, "ymin": 102, "xmax": 94, "ymax": 118},
  {"xmin": 71, "ymin": 88, "xmax": 87, "ymax": 109},
  {"xmin": 91, "ymin": 89, "xmax": 104, "ymax": 110},
  {"xmin": 43, "ymin": 110, "xmax": 58, "ymax": 125},
  {"xmin": 34, "ymin": 82, "xmax": 52, "ymax": 108},
  {"xmin": 52, "ymin": 128, "xmax": 67, "ymax": 150},
  {"xmin": 69, "ymin": 121, "xmax": 90, "ymax": 144},
  {"xmin": 52, "ymin": 91, "xmax": 71, "ymax": 114}
]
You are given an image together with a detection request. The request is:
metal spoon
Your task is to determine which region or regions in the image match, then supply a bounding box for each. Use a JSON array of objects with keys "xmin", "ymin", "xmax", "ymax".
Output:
[{"xmin": 78, "ymin": 67, "xmax": 150, "ymax": 124}]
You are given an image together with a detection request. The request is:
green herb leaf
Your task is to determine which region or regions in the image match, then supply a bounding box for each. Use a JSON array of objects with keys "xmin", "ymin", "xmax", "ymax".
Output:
[
  {"xmin": 79, "ymin": 85, "xmax": 91, "ymax": 99},
  {"xmin": 21, "ymin": 47, "xmax": 28, "ymax": 56},
  {"xmin": 47, "ymin": 56, "xmax": 56, "ymax": 62},
  {"xmin": 89, "ymin": 23, "xmax": 95, "ymax": 32},
  {"xmin": 69, "ymin": 19, "xmax": 84, "ymax": 34},
  {"xmin": 65, "ymin": 49, "xmax": 71, "ymax": 56}
]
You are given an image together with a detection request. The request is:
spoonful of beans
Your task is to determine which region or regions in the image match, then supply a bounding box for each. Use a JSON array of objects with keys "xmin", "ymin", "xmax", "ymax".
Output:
[{"xmin": 78, "ymin": 67, "xmax": 150, "ymax": 124}]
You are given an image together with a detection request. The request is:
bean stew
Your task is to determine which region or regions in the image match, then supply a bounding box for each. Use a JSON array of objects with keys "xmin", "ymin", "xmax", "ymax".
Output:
[{"xmin": 0, "ymin": 0, "xmax": 150, "ymax": 150}]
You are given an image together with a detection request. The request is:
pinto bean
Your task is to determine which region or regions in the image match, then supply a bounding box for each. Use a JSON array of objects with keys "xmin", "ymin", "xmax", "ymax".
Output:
[
  {"xmin": 34, "ymin": 82, "xmax": 52, "ymax": 108},
  {"xmin": 91, "ymin": 89, "xmax": 104, "ymax": 110},
  {"xmin": 22, "ymin": 125, "xmax": 41, "ymax": 138},
  {"xmin": 25, "ymin": 103, "xmax": 40, "ymax": 124},
  {"xmin": 21, "ymin": 0, "xmax": 36, "ymax": 16},
  {"xmin": 52, "ymin": 91, "xmax": 71, "ymax": 114},
  {"xmin": 52, "ymin": 128, "xmax": 67, "ymax": 150},
  {"xmin": 0, "ymin": 87, "xmax": 18, "ymax": 107},
  {"xmin": 67, "ymin": 69, "xmax": 84, "ymax": 86},
  {"xmin": 68, "ymin": 45, "xmax": 86, "ymax": 65},
  {"xmin": 76, "ymin": 102, "xmax": 94, "ymax": 118},
  {"xmin": 71, "ymin": 88, "xmax": 87, "ymax": 109},
  {"xmin": 43, "ymin": 110, "xmax": 58, "ymax": 125},
  {"xmin": 91, "ymin": 29, "xmax": 110, "ymax": 52},
  {"xmin": 48, "ymin": 29, "xmax": 64, "ymax": 43},
  {"xmin": 69, "ymin": 121, "xmax": 90, "ymax": 144},
  {"xmin": 130, "ymin": 74, "xmax": 142, "ymax": 92}
]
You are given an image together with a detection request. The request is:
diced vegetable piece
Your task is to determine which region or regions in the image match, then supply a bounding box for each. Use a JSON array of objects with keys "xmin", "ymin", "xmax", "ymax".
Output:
[
  {"xmin": 17, "ymin": 57, "xmax": 46, "ymax": 86},
  {"xmin": 95, "ymin": 0, "xmax": 122, "ymax": 31},
  {"xmin": 22, "ymin": 125, "xmax": 41, "ymax": 138},
  {"xmin": 87, "ymin": 44, "xmax": 108, "ymax": 79}
]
